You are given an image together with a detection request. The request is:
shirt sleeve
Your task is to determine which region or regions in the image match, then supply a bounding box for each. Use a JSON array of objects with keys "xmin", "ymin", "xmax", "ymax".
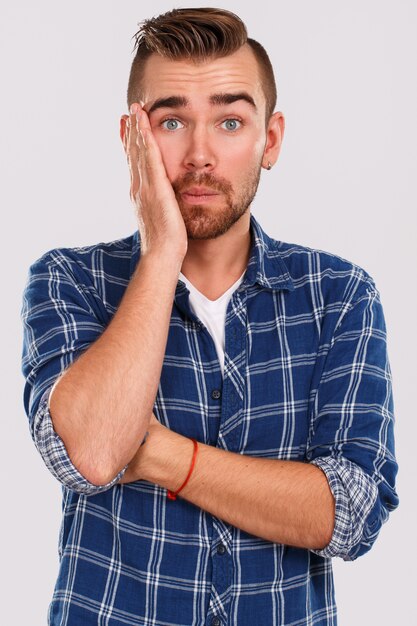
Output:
[
  {"xmin": 20, "ymin": 252, "xmax": 128, "ymax": 495},
  {"xmin": 306, "ymin": 277, "xmax": 399, "ymax": 561}
]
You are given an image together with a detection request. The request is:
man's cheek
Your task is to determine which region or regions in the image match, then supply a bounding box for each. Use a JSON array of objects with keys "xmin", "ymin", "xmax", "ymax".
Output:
[{"xmin": 156, "ymin": 140, "xmax": 180, "ymax": 178}]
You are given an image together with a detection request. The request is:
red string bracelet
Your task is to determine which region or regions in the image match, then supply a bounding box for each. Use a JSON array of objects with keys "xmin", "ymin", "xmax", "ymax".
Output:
[{"xmin": 167, "ymin": 438, "xmax": 199, "ymax": 501}]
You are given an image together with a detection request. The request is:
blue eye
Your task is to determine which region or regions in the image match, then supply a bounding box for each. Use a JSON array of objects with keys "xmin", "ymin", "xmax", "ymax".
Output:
[
  {"xmin": 161, "ymin": 118, "xmax": 184, "ymax": 131},
  {"xmin": 221, "ymin": 119, "xmax": 242, "ymax": 131}
]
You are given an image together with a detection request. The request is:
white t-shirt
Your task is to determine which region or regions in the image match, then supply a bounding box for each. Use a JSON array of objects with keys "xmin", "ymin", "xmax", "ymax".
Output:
[{"xmin": 179, "ymin": 270, "xmax": 246, "ymax": 377}]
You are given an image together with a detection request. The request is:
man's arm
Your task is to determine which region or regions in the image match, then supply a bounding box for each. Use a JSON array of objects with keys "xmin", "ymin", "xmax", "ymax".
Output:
[
  {"xmin": 119, "ymin": 275, "xmax": 399, "ymax": 559},
  {"xmin": 119, "ymin": 421, "xmax": 335, "ymax": 550},
  {"xmin": 45, "ymin": 104, "xmax": 188, "ymax": 485},
  {"xmin": 47, "ymin": 250, "xmax": 182, "ymax": 485}
]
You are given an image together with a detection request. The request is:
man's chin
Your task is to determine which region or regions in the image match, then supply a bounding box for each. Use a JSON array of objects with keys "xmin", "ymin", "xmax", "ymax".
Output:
[
  {"xmin": 183, "ymin": 215, "xmax": 224, "ymax": 240},
  {"xmin": 180, "ymin": 204, "xmax": 249, "ymax": 240}
]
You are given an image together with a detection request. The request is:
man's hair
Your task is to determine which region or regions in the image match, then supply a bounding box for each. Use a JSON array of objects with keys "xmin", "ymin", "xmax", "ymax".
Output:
[{"xmin": 126, "ymin": 7, "xmax": 277, "ymax": 122}]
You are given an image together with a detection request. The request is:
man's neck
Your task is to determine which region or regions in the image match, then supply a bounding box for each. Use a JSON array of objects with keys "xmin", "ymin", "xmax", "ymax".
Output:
[{"xmin": 180, "ymin": 213, "xmax": 252, "ymax": 297}]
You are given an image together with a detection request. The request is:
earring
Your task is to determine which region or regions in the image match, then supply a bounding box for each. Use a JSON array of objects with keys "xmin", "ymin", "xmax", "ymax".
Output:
[{"xmin": 266, "ymin": 161, "xmax": 272, "ymax": 170}]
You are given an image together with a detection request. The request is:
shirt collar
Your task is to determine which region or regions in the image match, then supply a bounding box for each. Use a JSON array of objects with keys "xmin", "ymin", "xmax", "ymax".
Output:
[
  {"xmin": 243, "ymin": 213, "xmax": 294, "ymax": 292},
  {"xmin": 129, "ymin": 212, "xmax": 294, "ymax": 292}
]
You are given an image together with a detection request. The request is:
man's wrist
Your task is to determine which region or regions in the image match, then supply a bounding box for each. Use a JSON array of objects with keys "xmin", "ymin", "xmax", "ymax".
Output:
[
  {"xmin": 138, "ymin": 247, "xmax": 185, "ymax": 277},
  {"xmin": 141, "ymin": 425, "xmax": 192, "ymax": 491}
]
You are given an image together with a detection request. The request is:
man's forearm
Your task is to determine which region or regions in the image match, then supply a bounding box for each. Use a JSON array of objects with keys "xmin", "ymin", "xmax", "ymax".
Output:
[
  {"xmin": 48, "ymin": 250, "xmax": 183, "ymax": 485},
  {"xmin": 130, "ymin": 426, "xmax": 335, "ymax": 550}
]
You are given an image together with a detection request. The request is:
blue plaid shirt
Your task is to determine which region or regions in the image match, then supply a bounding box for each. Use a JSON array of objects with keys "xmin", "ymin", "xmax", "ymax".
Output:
[{"xmin": 21, "ymin": 213, "xmax": 399, "ymax": 626}]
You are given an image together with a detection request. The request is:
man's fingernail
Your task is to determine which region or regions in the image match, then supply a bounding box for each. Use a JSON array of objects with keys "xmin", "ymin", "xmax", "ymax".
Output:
[{"xmin": 130, "ymin": 104, "xmax": 137, "ymax": 114}]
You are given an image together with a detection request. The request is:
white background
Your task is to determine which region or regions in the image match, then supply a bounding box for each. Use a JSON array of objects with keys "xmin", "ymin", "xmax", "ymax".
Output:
[{"xmin": 1, "ymin": 0, "xmax": 415, "ymax": 624}]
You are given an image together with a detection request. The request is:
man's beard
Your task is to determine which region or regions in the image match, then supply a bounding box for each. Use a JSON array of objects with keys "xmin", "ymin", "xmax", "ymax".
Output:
[{"xmin": 171, "ymin": 164, "xmax": 262, "ymax": 240}]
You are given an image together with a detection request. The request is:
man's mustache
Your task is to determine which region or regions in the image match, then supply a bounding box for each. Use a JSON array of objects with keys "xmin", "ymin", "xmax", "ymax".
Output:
[{"xmin": 172, "ymin": 172, "xmax": 233, "ymax": 196}]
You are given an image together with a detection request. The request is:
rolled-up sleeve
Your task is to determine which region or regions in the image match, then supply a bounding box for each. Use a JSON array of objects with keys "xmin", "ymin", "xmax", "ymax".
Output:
[
  {"xmin": 306, "ymin": 277, "xmax": 399, "ymax": 561},
  {"xmin": 34, "ymin": 385, "xmax": 127, "ymax": 495},
  {"xmin": 21, "ymin": 252, "xmax": 127, "ymax": 495}
]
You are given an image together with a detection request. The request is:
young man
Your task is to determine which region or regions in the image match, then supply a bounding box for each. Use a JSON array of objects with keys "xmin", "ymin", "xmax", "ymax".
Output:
[{"xmin": 21, "ymin": 8, "xmax": 399, "ymax": 626}]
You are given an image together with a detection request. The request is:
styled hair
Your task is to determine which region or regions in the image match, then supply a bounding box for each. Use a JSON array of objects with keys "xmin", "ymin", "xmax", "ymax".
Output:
[{"xmin": 126, "ymin": 8, "xmax": 277, "ymax": 122}]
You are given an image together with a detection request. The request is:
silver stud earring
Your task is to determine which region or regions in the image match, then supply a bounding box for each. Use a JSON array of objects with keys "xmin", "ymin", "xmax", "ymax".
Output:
[{"xmin": 266, "ymin": 161, "xmax": 272, "ymax": 170}]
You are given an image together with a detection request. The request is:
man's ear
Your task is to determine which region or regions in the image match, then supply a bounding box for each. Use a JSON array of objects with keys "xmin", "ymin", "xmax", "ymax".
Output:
[
  {"xmin": 120, "ymin": 115, "xmax": 129, "ymax": 156},
  {"xmin": 262, "ymin": 111, "xmax": 285, "ymax": 170}
]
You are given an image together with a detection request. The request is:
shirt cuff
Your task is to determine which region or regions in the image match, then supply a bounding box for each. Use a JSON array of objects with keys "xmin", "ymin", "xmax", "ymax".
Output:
[
  {"xmin": 32, "ymin": 385, "xmax": 128, "ymax": 495},
  {"xmin": 309, "ymin": 455, "xmax": 378, "ymax": 560}
]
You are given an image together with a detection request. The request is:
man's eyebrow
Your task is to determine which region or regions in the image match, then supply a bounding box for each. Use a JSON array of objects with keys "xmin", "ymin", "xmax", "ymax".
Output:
[
  {"xmin": 148, "ymin": 96, "xmax": 189, "ymax": 114},
  {"xmin": 147, "ymin": 92, "xmax": 257, "ymax": 115},
  {"xmin": 209, "ymin": 92, "xmax": 257, "ymax": 109}
]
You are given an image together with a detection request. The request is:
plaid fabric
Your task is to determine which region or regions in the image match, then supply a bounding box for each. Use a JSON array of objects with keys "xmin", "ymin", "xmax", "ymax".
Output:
[{"xmin": 20, "ymin": 213, "xmax": 399, "ymax": 625}]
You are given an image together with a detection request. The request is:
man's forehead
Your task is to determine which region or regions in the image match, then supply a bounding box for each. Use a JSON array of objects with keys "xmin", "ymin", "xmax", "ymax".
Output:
[{"xmin": 141, "ymin": 45, "xmax": 263, "ymax": 106}]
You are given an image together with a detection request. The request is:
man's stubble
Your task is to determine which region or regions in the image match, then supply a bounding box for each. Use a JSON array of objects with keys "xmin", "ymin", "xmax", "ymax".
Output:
[{"xmin": 171, "ymin": 162, "xmax": 263, "ymax": 240}]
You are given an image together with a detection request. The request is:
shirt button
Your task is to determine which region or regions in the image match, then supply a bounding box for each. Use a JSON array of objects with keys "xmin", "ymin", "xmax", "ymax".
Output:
[
  {"xmin": 211, "ymin": 389, "xmax": 221, "ymax": 400},
  {"xmin": 211, "ymin": 618, "xmax": 221, "ymax": 626},
  {"xmin": 217, "ymin": 543, "xmax": 226, "ymax": 555}
]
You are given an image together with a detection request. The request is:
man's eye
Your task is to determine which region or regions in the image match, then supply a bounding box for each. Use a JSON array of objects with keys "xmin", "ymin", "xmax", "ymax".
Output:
[
  {"xmin": 161, "ymin": 118, "xmax": 184, "ymax": 131},
  {"xmin": 220, "ymin": 119, "xmax": 242, "ymax": 131}
]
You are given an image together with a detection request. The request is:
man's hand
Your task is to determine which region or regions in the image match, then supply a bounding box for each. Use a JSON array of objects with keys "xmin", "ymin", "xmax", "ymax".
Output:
[
  {"xmin": 118, "ymin": 417, "xmax": 335, "ymax": 549},
  {"xmin": 117, "ymin": 413, "xmax": 166, "ymax": 484},
  {"xmin": 122, "ymin": 102, "xmax": 188, "ymax": 260}
]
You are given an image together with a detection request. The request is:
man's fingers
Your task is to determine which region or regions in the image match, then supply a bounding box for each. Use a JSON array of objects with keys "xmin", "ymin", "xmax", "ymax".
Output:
[
  {"xmin": 126, "ymin": 104, "xmax": 148, "ymax": 174},
  {"xmin": 124, "ymin": 103, "xmax": 149, "ymax": 205},
  {"xmin": 129, "ymin": 106, "xmax": 140, "ymax": 154},
  {"xmin": 120, "ymin": 115, "xmax": 129, "ymax": 152},
  {"xmin": 127, "ymin": 102, "xmax": 174, "ymax": 209},
  {"xmin": 136, "ymin": 107, "xmax": 166, "ymax": 180},
  {"xmin": 135, "ymin": 114, "xmax": 150, "ymax": 188}
]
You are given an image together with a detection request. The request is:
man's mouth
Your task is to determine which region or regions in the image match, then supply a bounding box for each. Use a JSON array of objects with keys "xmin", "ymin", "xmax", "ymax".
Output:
[{"xmin": 180, "ymin": 187, "xmax": 220, "ymax": 203}]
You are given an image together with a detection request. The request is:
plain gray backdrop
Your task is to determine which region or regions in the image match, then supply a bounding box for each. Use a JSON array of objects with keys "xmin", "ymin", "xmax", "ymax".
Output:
[{"xmin": 2, "ymin": 0, "xmax": 415, "ymax": 624}]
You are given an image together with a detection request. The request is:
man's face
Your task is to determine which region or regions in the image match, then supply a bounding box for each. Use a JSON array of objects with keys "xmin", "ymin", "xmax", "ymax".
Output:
[{"xmin": 139, "ymin": 44, "xmax": 281, "ymax": 239}]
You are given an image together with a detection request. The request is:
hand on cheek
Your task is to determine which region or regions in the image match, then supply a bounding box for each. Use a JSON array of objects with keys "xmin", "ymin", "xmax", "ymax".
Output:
[{"xmin": 124, "ymin": 102, "xmax": 188, "ymax": 259}]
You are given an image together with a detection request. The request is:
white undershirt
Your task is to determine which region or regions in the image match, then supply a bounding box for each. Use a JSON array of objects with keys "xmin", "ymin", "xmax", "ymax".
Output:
[{"xmin": 179, "ymin": 270, "xmax": 246, "ymax": 377}]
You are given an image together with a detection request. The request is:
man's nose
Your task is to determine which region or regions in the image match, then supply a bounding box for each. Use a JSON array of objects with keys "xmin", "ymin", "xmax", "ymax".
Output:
[{"xmin": 182, "ymin": 126, "xmax": 217, "ymax": 171}]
